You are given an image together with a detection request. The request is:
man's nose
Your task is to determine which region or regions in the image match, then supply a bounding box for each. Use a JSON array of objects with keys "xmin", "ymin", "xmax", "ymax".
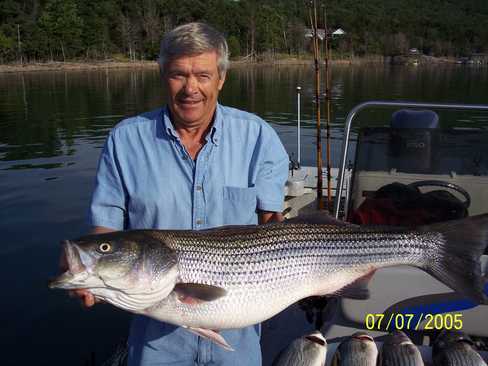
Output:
[{"xmin": 183, "ymin": 76, "xmax": 198, "ymax": 94}]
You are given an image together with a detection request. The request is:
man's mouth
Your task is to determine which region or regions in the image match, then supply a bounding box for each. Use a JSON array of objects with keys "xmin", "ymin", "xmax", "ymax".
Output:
[{"xmin": 178, "ymin": 99, "xmax": 202, "ymax": 106}]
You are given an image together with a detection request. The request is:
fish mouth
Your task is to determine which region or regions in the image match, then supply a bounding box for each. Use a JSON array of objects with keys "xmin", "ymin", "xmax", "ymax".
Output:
[
  {"xmin": 351, "ymin": 332, "xmax": 375, "ymax": 342},
  {"xmin": 48, "ymin": 240, "xmax": 88, "ymax": 289},
  {"xmin": 387, "ymin": 330, "xmax": 411, "ymax": 345},
  {"xmin": 305, "ymin": 332, "xmax": 326, "ymax": 346}
]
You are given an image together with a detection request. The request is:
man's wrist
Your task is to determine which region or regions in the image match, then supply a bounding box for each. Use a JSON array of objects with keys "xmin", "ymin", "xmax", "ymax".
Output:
[{"xmin": 258, "ymin": 211, "xmax": 284, "ymax": 224}]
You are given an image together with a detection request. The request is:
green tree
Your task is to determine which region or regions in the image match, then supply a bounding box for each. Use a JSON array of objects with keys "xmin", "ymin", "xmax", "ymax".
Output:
[
  {"xmin": 39, "ymin": 0, "xmax": 83, "ymax": 61},
  {"xmin": 0, "ymin": 30, "xmax": 14, "ymax": 61},
  {"xmin": 227, "ymin": 35, "xmax": 241, "ymax": 58},
  {"xmin": 141, "ymin": 0, "xmax": 163, "ymax": 59},
  {"xmin": 77, "ymin": 0, "xmax": 115, "ymax": 59},
  {"xmin": 0, "ymin": 0, "xmax": 488, "ymax": 63}
]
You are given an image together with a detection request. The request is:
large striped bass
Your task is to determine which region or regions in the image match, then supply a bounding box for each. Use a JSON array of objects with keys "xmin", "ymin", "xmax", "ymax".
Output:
[{"xmin": 49, "ymin": 214, "xmax": 488, "ymax": 350}]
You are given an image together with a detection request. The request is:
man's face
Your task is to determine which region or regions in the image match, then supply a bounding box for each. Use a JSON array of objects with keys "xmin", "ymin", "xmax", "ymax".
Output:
[{"xmin": 163, "ymin": 51, "xmax": 226, "ymax": 128}]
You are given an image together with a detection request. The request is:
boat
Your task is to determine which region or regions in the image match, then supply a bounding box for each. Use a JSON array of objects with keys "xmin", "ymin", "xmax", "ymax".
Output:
[{"xmin": 264, "ymin": 100, "xmax": 488, "ymax": 365}]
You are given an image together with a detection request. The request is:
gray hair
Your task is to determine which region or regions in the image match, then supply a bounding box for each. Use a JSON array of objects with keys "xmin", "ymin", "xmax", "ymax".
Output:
[{"xmin": 159, "ymin": 22, "xmax": 229, "ymax": 78}]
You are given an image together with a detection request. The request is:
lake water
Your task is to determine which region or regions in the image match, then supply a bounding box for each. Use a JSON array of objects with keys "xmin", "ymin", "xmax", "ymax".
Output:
[{"xmin": 1, "ymin": 64, "xmax": 487, "ymax": 365}]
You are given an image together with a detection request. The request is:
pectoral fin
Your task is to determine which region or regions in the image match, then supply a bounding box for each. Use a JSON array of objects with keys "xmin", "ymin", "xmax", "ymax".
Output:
[
  {"xmin": 174, "ymin": 283, "xmax": 227, "ymax": 304},
  {"xmin": 185, "ymin": 327, "xmax": 235, "ymax": 351}
]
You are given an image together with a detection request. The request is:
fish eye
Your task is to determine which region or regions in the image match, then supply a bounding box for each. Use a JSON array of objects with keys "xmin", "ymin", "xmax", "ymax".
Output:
[{"xmin": 98, "ymin": 242, "xmax": 112, "ymax": 253}]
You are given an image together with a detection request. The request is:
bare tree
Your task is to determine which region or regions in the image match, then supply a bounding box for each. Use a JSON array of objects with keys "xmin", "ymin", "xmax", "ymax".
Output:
[
  {"xmin": 118, "ymin": 13, "xmax": 138, "ymax": 61},
  {"xmin": 142, "ymin": 0, "xmax": 162, "ymax": 57}
]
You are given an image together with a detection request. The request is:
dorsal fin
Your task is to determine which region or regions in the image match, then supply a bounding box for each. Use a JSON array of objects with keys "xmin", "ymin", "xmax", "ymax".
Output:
[{"xmin": 286, "ymin": 213, "xmax": 355, "ymax": 226}]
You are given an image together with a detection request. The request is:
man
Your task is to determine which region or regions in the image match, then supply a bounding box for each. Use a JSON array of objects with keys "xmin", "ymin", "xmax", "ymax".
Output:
[{"xmin": 70, "ymin": 22, "xmax": 289, "ymax": 365}]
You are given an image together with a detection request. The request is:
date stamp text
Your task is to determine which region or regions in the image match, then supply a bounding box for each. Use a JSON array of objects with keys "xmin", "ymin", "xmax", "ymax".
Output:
[{"xmin": 364, "ymin": 313, "xmax": 463, "ymax": 331}]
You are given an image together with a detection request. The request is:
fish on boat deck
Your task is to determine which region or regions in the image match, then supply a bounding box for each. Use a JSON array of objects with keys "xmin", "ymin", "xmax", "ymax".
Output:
[
  {"xmin": 379, "ymin": 330, "xmax": 424, "ymax": 366},
  {"xmin": 433, "ymin": 330, "xmax": 487, "ymax": 366},
  {"xmin": 331, "ymin": 332, "xmax": 378, "ymax": 365},
  {"xmin": 49, "ymin": 214, "xmax": 488, "ymax": 350},
  {"xmin": 272, "ymin": 330, "xmax": 327, "ymax": 366}
]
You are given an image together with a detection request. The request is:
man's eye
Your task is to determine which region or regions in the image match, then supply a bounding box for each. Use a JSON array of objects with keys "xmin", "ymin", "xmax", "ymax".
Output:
[
  {"xmin": 198, "ymin": 74, "xmax": 211, "ymax": 80},
  {"xmin": 169, "ymin": 73, "xmax": 185, "ymax": 79}
]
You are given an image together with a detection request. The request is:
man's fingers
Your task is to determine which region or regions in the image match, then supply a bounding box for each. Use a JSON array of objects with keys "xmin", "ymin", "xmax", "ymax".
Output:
[
  {"xmin": 67, "ymin": 289, "xmax": 98, "ymax": 308},
  {"xmin": 83, "ymin": 292, "xmax": 96, "ymax": 307},
  {"xmin": 84, "ymin": 294, "xmax": 104, "ymax": 307}
]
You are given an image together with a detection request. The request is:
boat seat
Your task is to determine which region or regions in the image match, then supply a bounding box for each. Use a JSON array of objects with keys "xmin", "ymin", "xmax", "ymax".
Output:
[{"xmin": 391, "ymin": 109, "xmax": 439, "ymax": 129}]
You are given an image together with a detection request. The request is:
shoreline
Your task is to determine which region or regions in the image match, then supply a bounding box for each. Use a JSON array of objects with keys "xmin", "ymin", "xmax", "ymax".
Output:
[
  {"xmin": 0, "ymin": 59, "xmax": 326, "ymax": 73},
  {"xmin": 0, "ymin": 60, "xmax": 161, "ymax": 74},
  {"xmin": 0, "ymin": 58, "xmax": 379, "ymax": 73},
  {"xmin": 0, "ymin": 56, "xmax": 475, "ymax": 74}
]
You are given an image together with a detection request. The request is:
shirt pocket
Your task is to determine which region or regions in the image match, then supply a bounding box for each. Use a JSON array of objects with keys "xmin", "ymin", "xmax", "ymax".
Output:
[{"xmin": 222, "ymin": 186, "xmax": 258, "ymax": 225}]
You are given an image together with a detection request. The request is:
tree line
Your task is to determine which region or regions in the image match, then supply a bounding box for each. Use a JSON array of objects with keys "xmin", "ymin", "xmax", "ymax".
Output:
[{"xmin": 0, "ymin": 0, "xmax": 487, "ymax": 64}]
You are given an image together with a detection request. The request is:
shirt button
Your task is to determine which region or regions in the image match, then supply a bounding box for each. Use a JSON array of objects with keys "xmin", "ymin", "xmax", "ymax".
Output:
[
  {"xmin": 196, "ymin": 185, "xmax": 202, "ymax": 191},
  {"xmin": 196, "ymin": 219, "xmax": 203, "ymax": 225},
  {"xmin": 182, "ymin": 156, "xmax": 188, "ymax": 160}
]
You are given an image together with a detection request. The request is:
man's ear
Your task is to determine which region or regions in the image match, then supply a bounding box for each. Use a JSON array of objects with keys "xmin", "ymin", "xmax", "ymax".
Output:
[{"xmin": 218, "ymin": 72, "xmax": 226, "ymax": 91}]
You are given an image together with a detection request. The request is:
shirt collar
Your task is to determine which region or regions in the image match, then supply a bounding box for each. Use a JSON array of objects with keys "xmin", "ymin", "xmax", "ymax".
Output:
[
  {"xmin": 161, "ymin": 104, "xmax": 222, "ymax": 146},
  {"xmin": 162, "ymin": 106, "xmax": 179, "ymax": 140}
]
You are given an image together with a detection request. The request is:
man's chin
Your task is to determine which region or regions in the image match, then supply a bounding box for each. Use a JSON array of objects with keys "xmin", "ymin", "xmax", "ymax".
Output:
[
  {"xmin": 172, "ymin": 109, "xmax": 211, "ymax": 127},
  {"xmin": 176, "ymin": 113, "xmax": 202, "ymax": 125}
]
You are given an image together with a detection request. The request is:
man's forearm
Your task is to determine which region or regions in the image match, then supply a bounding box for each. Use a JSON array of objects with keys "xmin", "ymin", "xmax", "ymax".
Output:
[{"xmin": 91, "ymin": 226, "xmax": 117, "ymax": 235}]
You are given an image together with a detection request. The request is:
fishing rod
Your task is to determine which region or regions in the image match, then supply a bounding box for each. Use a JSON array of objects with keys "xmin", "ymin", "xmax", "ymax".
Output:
[
  {"xmin": 323, "ymin": 4, "xmax": 332, "ymax": 211},
  {"xmin": 308, "ymin": 0, "xmax": 324, "ymax": 210}
]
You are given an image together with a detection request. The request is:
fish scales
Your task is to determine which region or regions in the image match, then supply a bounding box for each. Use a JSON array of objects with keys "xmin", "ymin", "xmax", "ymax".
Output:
[
  {"xmin": 154, "ymin": 225, "xmax": 431, "ymax": 285},
  {"xmin": 136, "ymin": 224, "xmax": 435, "ymax": 328}
]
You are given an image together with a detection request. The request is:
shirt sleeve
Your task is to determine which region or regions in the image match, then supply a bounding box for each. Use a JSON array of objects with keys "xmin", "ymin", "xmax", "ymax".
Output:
[
  {"xmin": 255, "ymin": 125, "xmax": 289, "ymax": 212},
  {"xmin": 88, "ymin": 131, "xmax": 127, "ymax": 230}
]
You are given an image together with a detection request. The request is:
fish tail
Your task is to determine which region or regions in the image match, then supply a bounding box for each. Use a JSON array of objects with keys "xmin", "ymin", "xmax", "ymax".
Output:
[{"xmin": 419, "ymin": 214, "xmax": 488, "ymax": 304}]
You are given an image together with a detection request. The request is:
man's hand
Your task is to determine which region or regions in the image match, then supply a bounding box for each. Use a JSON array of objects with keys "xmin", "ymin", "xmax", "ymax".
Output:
[
  {"xmin": 258, "ymin": 211, "xmax": 284, "ymax": 224},
  {"xmin": 61, "ymin": 226, "xmax": 116, "ymax": 308}
]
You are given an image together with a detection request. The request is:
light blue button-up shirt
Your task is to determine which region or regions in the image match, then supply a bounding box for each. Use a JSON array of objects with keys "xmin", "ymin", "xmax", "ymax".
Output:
[{"xmin": 89, "ymin": 104, "xmax": 288, "ymax": 231}]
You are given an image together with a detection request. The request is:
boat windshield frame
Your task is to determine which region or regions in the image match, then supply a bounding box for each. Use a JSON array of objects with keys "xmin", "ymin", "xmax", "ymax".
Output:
[{"xmin": 334, "ymin": 100, "xmax": 488, "ymax": 218}]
